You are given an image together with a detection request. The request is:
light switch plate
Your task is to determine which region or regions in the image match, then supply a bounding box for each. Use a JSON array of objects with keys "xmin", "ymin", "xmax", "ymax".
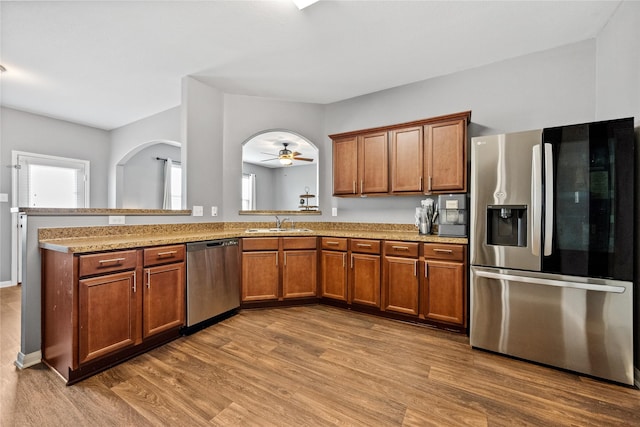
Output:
[
  {"xmin": 193, "ymin": 205, "xmax": 203, "ymax": 216},
  {"xmin": 332, "ymin": 207, "xmax": 338, "ymax": 217},
  {"xmin": 108, "ymin": 216, "xmax": 125, "ymax": 225},
  {"xmin": 211, "ymin": 206, "xmax": 218, "ymax": 216}
]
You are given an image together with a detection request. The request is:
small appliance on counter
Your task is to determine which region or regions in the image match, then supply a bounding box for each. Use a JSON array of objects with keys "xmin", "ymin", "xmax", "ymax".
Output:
[{"xmin": 437, "ymin": 194, "xmax": 467, "ymax": 237}]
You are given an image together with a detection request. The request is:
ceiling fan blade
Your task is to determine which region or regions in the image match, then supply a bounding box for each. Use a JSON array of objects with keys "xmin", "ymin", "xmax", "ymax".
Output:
[
  {"xmin": 293, "ymin": 157, "xmax": 314, "ymax": 162},
  {"xmin": 260, "ymin": 151, "xmax": 278, "ymax": 156},
  {"xmin": 261, "ymin": 157, "xmax": 279, "ymax": 162},
  {"xmin": 292, "ymin": 151, "xmax": 302, "ymax": 156}
]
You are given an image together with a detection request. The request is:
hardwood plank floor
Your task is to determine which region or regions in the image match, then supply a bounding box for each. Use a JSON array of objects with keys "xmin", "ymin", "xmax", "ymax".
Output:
[{"xmin": 1, "ymin": 285, "xmax": 639, "ymax": 426}]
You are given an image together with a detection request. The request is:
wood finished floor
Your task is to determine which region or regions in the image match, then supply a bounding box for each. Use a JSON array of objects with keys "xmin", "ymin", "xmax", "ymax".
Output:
[{"xmin": 1, "ymin": 285, "xmax": 639, "ymax": 426}]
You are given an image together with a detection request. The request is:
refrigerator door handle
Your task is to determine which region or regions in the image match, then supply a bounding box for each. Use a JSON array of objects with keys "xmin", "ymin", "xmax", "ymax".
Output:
[
  {"xmin": 474, "ymin": 270, "xmax": 625, "ymax": 293},
  {"xmin": 531, "ymin": 145, "xmax": 542, "ymax": 256},
  {"xmin": 543, "ymin": 143, "xmax": 554, "ymax": 256}
]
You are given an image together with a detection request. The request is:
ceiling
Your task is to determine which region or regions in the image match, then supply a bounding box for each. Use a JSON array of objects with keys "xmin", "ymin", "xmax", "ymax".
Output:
[{"xmin": 0, "ymin": 1, "xmax": 622, "ymax": 131}]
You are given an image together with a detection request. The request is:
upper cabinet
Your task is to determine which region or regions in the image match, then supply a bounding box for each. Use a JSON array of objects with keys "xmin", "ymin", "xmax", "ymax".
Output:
[
  {"xmin": 424, "ymin": 118, "xmax": 467, "ymax": 193},
  {"xmin": 331, "ymin": 111, "xmax": 470, "ymax": 197},
  {"xmin": 333, "ymin": 131, "xmax": 388, "ymax": 196}
]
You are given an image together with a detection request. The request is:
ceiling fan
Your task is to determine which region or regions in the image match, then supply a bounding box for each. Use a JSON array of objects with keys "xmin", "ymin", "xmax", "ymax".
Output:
[{"xmin": 261, "ymin": 142, "xmax": 314, "ymax": 165}]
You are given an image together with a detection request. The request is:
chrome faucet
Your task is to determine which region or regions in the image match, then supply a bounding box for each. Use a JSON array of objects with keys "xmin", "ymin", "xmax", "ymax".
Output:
[{"xmin": 275, "ymin": 216, "xmax": 290, "ymax": 229}]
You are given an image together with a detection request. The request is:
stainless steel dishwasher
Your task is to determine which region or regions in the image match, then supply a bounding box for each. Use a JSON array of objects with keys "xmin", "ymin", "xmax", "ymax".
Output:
[{"xmin": 184, "ymin": 238, "xmax": 240, "ymax": 333}]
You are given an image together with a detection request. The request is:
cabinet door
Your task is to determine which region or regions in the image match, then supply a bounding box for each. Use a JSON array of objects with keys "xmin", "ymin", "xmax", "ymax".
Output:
[
  {"xmin": 283, "ymin": 250, "xmax": 317, "ymax": 299},
  {"xmin": 423, "ymin": 260, "xmax": 465, "ymax": 326},
  {"xmin": 143, "ymin": 263, "xmax": 185, "ymax": 338},
  {"xmin": 333, "ymin": 137, "xmax": 358, "ymax": 195},
  {"xmin": 383, "ymin": 256, "xmax": 419, "ymax": 316},
  {"xmin": 350, "ymin": 253, "xmax": 381, "ymax": 307},
  {"xmin": 242, "ymin": 251, "xmax": 279, "ymax": 301},
  {"xmin": 78, "ymin": 271, "xmax": 138, "ymax": 364},
  {"xmin": 424, "ymin": 119, "xmax": 466, "ymax": 193},
  {"xmin": 390, "ymin": 126, "xmax": 423, "ymax": 192},
  {"xmin": 359, "ymin": 131, "xmax": 388, "ymax": 194},
  {"xmin": 321, "ymin": 250, "xmax": 348, "ymax": 301}
]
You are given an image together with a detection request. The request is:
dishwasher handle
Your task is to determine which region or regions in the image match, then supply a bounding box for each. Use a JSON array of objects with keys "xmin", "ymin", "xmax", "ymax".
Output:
[{"xmin": 187, "ymin": 239, "xmax": 238, "ymax": 251}]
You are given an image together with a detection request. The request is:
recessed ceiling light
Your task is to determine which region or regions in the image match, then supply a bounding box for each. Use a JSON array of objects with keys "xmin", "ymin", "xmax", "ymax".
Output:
[{"xmin": 292, "ymin": 0, "xmax": 319, "ymax": 10}]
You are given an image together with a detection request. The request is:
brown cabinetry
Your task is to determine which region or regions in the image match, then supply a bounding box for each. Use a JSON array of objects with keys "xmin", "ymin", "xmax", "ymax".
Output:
[
  {"xmin": 421, "ymin": 243, "xmax": 467, "ymax": 327},
  {"xmin": 349, "ymin": 239, "xmax": 381, "ymax": 307},
  {"xmin": 242, "ymin": 237, "xmax": 318, "ymax": 303},
  {"xmin": 332, "ymin": 131, "xmax": 388, "ymax": 196},
  {"xmin": 330, "ymin": 111, "xmax": 470, "ymax": 197},
  {"xmin": 142, "ymin": 245, "xmax": 185, "ymax": 338},
  {"xmin": 42, "ymin": 244, "xmax": 185, "ymax": 384},
  {"xmin": 321, "ymin": 238, "xmax": 348, "ymax": 301},
  {"xmin": 390, "ymin": 126, "xmax": 423, "ymax": 193},
  {"xmin": 424, "ymin": 118, "xmax": 467, "ymax": 193},
  {"xmin": 382, "ymin": 241, "xmax": 420, "ymax": 316}
]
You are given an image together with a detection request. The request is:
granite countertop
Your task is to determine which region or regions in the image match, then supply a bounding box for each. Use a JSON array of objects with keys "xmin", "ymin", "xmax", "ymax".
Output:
[{"xmin": 39, "ymin": 222, "xmax": 468, "ymax": 254}]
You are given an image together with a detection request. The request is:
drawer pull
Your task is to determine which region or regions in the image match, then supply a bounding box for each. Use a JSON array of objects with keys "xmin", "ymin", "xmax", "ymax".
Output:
[
  {"xmin": 156, "ymin": 250, "xmax": 178, "ymax": 257},
  {"xmin": 392, "ymin": 246, "xmax": 409, "ymax": 251},
  {"xmin": 98, "ymin": 257, "xmax": 126, "ymax": 264},
  {"xmin": 433, "ymin": 248, "xmax": 454, "ymax": 254},
  {"xmin": 357, "ymin": 243, "xmax": 372, "ymax": 248},
  {"xmin": 326, "ymin": 241, "xmax": 340, "ymax": 246},
  {"xmin": 146, "ymin": 269, "xmax": 151, "ymax": 288}
]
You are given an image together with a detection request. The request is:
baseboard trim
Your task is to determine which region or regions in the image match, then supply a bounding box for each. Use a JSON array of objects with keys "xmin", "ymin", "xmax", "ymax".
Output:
[
  {"xmin": 0, "ymin": 280, "xmax": 16, "ymax": 288},
  {"xmin": 15, "ymin": 350, "xmax": 42, "ymax": 369},
  {"xmin": 635, "ymin": 367, "xmax": 640, "ymax": 389}
]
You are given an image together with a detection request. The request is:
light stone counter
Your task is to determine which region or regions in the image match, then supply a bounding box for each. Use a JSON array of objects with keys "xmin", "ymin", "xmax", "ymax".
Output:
[{"xmin": 39, "ymin": 222, "xmax": 468, "ymax": 254}]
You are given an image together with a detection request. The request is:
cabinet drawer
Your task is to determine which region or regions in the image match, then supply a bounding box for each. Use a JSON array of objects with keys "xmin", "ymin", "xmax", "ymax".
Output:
[
  {"xmin": 384, "ymin": 241, "xmax": 419, "ymax": 258},
  {"xmin": 283, "ymin": 237, "xmax": 317, "ymax": 250},
  {"xmin": 321, "ymin": 237, "xmax": 348, "ymax": 251},
  {"xmin": 350, "ymin": 239, "xmax": 380, "ymax": 254},
  {"xmin": 143, "ymin": 244, "xmax": 185, "ymax": 267},
  {"xmin": 243, "ymin": 238, "xmax": 279, "ymax": 251},
  {"xmin": 79, "ymin": 250, "xmax": 138, "ymax": 278},
  {"xmin": 423, "ymin": 243, "xmax": 465, "ymax": 262}
]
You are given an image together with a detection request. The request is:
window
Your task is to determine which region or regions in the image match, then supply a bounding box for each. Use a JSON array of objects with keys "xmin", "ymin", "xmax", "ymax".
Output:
[
  {"xmin": 170, "ymin": 163, "xmax": 182, "ymax": 210},
  {"xmin": 15, "ymin": 151, "xmax": 89, "ymax": 208},
  {"xmin": 242, "ymin": 173, "xmax": 256, "ymax": 210}
]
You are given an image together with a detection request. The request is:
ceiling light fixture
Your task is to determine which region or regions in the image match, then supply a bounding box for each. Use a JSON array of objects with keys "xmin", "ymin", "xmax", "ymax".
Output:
[
  {"xmin": 292, "ymin": 0, "xmax": 319, "ymax": 10},
  {"xmin": 279, "ymin": 157, "xmax": 293, "ymax": 166}
]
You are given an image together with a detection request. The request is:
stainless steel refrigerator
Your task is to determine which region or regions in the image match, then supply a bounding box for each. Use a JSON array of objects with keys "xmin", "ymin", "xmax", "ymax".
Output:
[{"xmin": 470, "ymin": 118, "xmax": 635, "ymax": 385}]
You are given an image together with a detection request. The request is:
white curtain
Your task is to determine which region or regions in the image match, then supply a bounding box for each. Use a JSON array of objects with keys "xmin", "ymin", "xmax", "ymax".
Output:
[{"xmin": 162, "ymin": 158, "xmax": 173, "ymax": 209}]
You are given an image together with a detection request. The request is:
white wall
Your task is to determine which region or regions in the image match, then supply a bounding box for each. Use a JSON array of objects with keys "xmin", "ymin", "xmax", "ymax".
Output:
[
  {"xmin": 273, "ymin": 164, "xmax": 317, "ymax": 211},
  {"xmin": 109, "ymin": 106, "xmax": 181, "ymax": 207},
  {"xmin": 182, "ymin": 77, "xmax": 224, "ymax": 220},
  {"xmin": 121, "ymin": 143, "xmax": 181, "ymax": 209},
  {"xmin": 0, "ymin": 107, "xmax": 110, "ymax": 283},
  {"xmin": 242, "ymin": 162, "xmax": 276, "ymax": 210},
  {"xmin": 221, "ymin": 94, "xmax": 325, "ymax": 221},
  {"xmin": 323, "ymin": 40, "xmax": 597, "ymax": 224}
]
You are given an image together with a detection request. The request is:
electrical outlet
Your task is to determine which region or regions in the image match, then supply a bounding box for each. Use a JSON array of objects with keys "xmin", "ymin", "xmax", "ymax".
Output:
[
  {"xmin": 332, "ymin": 207, "xmax": 338, "ymax": 217},
  {"xmin": 108, "ymin": 216, "xmax": 125, "ymax": 225},
  {"xmin": 193, "ymin": 205, "xmax": 203, "ymax": 216},
  {"xmin": 211, "ymin": 206, "xmax": 218, "ymax": 216}
]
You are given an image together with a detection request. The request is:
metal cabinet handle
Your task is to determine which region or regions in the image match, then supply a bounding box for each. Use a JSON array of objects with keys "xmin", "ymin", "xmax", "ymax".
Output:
[
  {"xmin": 98, "ymin": 257, "xmax": 125, "ymax": 264},
  {"xmin": 146, "ymin": 269, "xmax": 151, "ymax": 288},
  {"xmin": 433, "ymin": 248, "xmax": 453, "ymax": 254},
  {"xmin": 392, "ymin": 245, "xmax": 409, "ymax": 251},
  {"xmin": 350, "ymin": 254, "xmax": 354, "ymax": 269},
  {"xmin": 428, "ymin": 176, "xmax": 432, "ymax": 191},
  {"xmin": 156, "ymin": 250, "xmax": 177, "ymax": 257},
  {"xmin": 132, "ymin": 271, "xmax": 137, "ymax": 293},
  {"xmin": 414, "ymin": 260, "xmax": 417, "ymax": 277},
  {"xmin": 424, "ymin": 261, "xmax": 428, "ymax": 278},
  {"xmin": 326, "ymin": 241, "xmax": 340, "ymax": 246},
  {"xmin": 360, "ymin": 180, "xmax": 363, "ymax": 194},
  {"xmin": 353, "ymin": 180, "xmax": 356, "ymax": 194},
  {"xmin": 275, "ymin": 253, "xmax": 279, "ymax": 267},
  {"xmin": 284, "ymin": 253, "xmax": 287, "ymax": 267},
  {"xmin": 420, "ymin": 176, "xmax": 423, "ymax": 191},
  {"xmin": 343, "ymin": 253, "xmax": 346, "ymax": 268},
  {"xmin": 357, "ymin": 243, "xmax": 372, "ymax": 248}
]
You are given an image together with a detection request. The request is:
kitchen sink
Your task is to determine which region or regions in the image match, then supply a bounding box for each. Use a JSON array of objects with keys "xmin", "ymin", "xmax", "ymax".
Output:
[{"xmin": 245, "ymin": 228, "xmax": 313, "ymax": 233}]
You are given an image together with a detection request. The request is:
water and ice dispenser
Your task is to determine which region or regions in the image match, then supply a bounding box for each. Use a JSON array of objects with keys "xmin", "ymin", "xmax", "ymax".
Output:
[
  {"xmin": 486, "ymin": 205, "xmax": 527, "ymax": 247},
  {"xmin": 437, "ymin": 194, "xmax": 468, "ymax": 237}
]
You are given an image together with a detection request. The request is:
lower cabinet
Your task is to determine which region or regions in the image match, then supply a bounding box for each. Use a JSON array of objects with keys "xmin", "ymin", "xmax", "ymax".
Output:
[
  {"xmin": 321, "ymin": 238, "xmax": 348, "ymax": 301},
  {"xmin": 349, "ymin": 239, "xmax": 381, "ymax": 308},
  {"xmin": 242, "ymin": 237, "xmax": 318, "ymax": 303},
  {"xmin": 42, "ymin": 244, "xmax": 185, "ymax": 384},
  {"xmin": 422, "ymin": 243, "xmax": 467, "ymax": 327}
]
